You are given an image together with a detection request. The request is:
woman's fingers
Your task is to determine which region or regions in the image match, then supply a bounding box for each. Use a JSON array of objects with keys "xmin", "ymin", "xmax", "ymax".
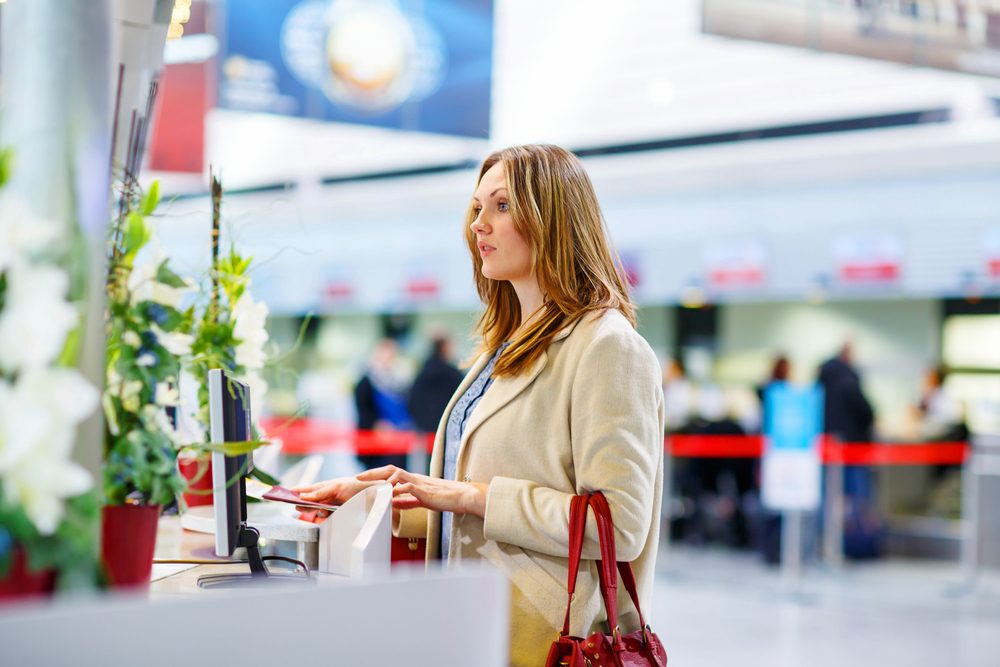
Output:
[
  {"xmin": 392, "ymin": 481, "xmax": 417, "ymax": 497},
  {"xmin": 356, "ymin": 465, "xmax": 400, "ymax": 481},
  {"xmin": 295, "ymin": 506, "xmax": 331, "ymax": 517},
  {"xmin": 291, "ymin": 482, "xmax": 321, "ymax": 494},
  {"xmin": 392, "ymin": 493, "xmax": 421, "ymax": 510}
]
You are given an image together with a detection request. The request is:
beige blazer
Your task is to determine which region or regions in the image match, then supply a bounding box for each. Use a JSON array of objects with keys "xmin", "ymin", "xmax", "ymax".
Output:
[{"xmin": 396, "ymin": 309, "xmax": 664, "ymax": 666}]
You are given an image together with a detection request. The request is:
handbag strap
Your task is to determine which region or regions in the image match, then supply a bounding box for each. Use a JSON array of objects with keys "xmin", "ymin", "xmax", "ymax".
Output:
[
  {"xmin": 560, "ymin": 492, "xmax": 652, "ymax": 646},
  {"xmin": 587, "ymin": 494, "xmax": 620, "ymax": 639},
  {"xmin": 588, "ymin": 492, "xmax": 650, "ymax": 633},
  {"xmin": 560, "ymin": 493, "xmax": 590, "ymax": 637}
]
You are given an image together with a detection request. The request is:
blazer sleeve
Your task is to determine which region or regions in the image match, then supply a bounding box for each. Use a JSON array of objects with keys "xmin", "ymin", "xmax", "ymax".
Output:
[
  {"xmin": 393, "ymin": 506, "xmax": 429, "ymax": 539},
  {"xmin": 482, "ymin": 329, "xmax": 664, "ymax": 562}
]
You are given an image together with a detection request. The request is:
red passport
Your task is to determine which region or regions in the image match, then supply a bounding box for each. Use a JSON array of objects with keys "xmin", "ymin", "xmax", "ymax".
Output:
[{"xmin": 262, "ymin": 485, "xmax": 338, "ymax": 512}]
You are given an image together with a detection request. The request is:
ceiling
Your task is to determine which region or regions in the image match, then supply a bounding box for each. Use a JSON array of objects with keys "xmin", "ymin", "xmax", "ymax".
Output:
[{"xmin": 148, "ymin": 0, "xmax": 1000, "ymax": 193}]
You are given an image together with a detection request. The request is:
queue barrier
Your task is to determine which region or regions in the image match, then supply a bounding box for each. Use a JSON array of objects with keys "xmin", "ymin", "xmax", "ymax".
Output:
[
  {"xmin": 666, "ymin": 434, "xmax": 969, "ymax": 466},
  {"xmin": 260, "ymin": 419, "xmax": 969, "ymax": 466},
  {"xmin": 663, "ymin": 434, "xmax": 971, "ymax": 571},
  {"xmin": 260, "ymin": 418, "xmax": 979, "ymax": 579},
  {"xmin": 260, "ymin": 418, "xmax": 435, "ymax": 457}
]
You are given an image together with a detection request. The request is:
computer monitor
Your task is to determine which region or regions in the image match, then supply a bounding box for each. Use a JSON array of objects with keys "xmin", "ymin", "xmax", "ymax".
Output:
[
  {"xmin": 199, "ymin": 369, "xmax": 308, "ymax": 589},
  {"xmin": 208, "ymin": 369, "xmax": 254, "ymax": 559}
]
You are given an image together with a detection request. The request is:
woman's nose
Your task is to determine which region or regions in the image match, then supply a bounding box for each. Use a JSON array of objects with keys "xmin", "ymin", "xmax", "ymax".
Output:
[{"xmin": 470, "ymin": 216, "xmax": 488, "ymax": 234}]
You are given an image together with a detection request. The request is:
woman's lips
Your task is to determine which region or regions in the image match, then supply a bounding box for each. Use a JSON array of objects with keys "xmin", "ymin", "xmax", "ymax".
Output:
[{"xmin": 479, "ymin": 243, "xmax": 495, "ymax": 257}]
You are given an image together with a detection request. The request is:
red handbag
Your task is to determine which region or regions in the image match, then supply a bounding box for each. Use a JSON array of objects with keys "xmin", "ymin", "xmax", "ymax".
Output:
[{"xmin": 545, "ymin": 492, "xmax": 668, "ymax": 667}]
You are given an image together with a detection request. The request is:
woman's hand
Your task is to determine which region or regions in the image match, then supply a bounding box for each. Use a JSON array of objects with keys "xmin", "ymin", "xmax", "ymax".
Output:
[
  {"xmin": 291, "ymin": 477, "xmax": 380, "ymax": 510},
  {"xmin": 357, "ymin": 466, "xmax": 488, "ymax": 518}
]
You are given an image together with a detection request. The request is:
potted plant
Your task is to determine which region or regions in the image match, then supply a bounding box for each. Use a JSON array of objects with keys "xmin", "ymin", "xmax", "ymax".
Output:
[
  {"xmin": 102, "ymin": 180, "xmax": 195, "ymax": 588},
  {"xmin": 177, "ymin": 172, "xmax": 277, "ymax": 502},
  {"xmin": 0, "ymin": 148, "xmax": 102, "ymax": 600}
]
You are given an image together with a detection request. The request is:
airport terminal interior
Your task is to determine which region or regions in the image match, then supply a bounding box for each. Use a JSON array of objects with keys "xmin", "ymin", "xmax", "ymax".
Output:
[{"xmin": 2, "ymin": 0, "xmax": 1000, "ymax": 665}]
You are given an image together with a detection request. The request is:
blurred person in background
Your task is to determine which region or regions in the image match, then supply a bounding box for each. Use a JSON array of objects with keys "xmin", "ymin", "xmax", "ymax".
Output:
[
  {"xmin": 663, "ymin": 356, "xmax": 695, "ymax": 433},
  {"xmin": 354, "ymin": 336, "xmax": 412, "ymax": 469},
  {"xmin": 757, "ymin": 355, "xmax": 790, "ymax": 405},
  {"xmin": 818, "ymin": 342, "xmax": 874, "ymax": 443},
  {"xmin": 818, "ymin": 342, "xmax": 883, "ymax": 559},
  {"xmin": 917, "ymin": 364, "xmax": 967, "ymax": 444},
  {"xmin": 917, "ymin": 365, "xmax": 968, "ymax": 510},
  {"xmin": 407, "ymin": 331, "xmax": 464, "ymax": 471},
  {"xmin": 686, "ymin": 385, "xmax": 754, "ymax": 548},
  {"xmin": 296, "ymin": 144, "xmax": 663, "ymax": 665},
  {"xmin": 757, "ymin": 354, "xmax": 791, "ymax": 564}
]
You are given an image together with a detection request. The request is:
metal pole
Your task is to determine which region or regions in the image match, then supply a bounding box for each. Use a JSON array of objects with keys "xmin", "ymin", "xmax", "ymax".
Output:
[
  {"xmin": 782, "ymin": 509, "xmax": 803, "ymax": 593},
  {"xmin": 823, "ymin": 458, "xmax": 845, "ymax": 568},
  {"xmin": 406, "ymin": 432, "xmax": 429, "ymax": 475},
  {"xmin": 960, "ymin": 441, "xmax": 979, "ymax": 589},
  {"xmin": 0, "ymin": 0, "xmax": 113, "ymax": 482}
]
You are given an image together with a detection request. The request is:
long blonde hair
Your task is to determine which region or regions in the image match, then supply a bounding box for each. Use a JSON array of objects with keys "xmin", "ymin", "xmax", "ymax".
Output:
[{"xmin": 465, "ymin": 144, "xmax": 635, "ymax": 377}]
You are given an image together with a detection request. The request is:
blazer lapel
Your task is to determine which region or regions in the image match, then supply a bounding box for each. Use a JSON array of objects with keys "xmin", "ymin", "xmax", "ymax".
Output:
[
  {"xmin": 458, "ymin": 316, "xmax": 584, "ymax": 454},
  {"xmin": 428, "ymin": 351, "xmax": 491, "ymax": 478},
  {"xmin": 458, "ymin": 350, "xmax": 547, "ymax": 451}
]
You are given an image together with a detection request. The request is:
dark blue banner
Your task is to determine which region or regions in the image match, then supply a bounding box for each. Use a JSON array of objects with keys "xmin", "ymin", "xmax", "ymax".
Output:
[{"xmin": 219, "ymin": 0, "xmax": 493, "ymax": 138}]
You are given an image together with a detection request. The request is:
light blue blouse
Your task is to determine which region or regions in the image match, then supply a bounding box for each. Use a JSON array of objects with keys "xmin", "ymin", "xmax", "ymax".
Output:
[{"xmin": 440, "ymin": 341, "xmax": 510, "ymax": 559}]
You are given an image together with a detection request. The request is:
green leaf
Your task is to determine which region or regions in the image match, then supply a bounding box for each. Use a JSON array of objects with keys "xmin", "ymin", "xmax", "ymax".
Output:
[
  {"xmin": 194, "ymin": 439, "xmax": 270, "ymax": 457},
  {"xmin": 102, "ymin": 392, "xmax": 120, "ymax": 436},
  {"xmin": 155, "ymin": 260, "xmax": 188, "ymax": 288},
  {"xmin": 57, "ymin": 323, "xmax": 82, "ymax": 366},
  {"xmin": 249, "ymin": 466, "xmax": 279, "ymax": 487},
  {"xmin": 0, "ymin": 148, "xmax": 13, "ymax": 187},
  {"xmin": 141, "ymin": 180, "xmax": 161, "ymax": 216},
  {"xmin": 122, "ymin": 210, "xmax": 150, "ymax": 258}
]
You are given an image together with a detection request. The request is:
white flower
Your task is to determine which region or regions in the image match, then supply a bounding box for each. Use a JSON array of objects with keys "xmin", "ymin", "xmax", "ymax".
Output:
[
  {"xmin": 242, "ymin": 371, "xmax": 269, "ymax": 433},
  {"xmin": 0, "ymin": 368, "xmax": 96, "ymax": 534},
  {"xmin": 0, "ymin": 193, "xmax": 60, "ymax": 273},
  {"xmin": 136, "ymin": 352, "xmax": 156, "ymax": 367},
  {"xmin": 155, "ymin": 382, "xmax": 179, "ymax": 407},
  {"xmin": 152, "ymin": 325, "xmax": 193, "ymax": 357},
  {"xmin": 0, "ymin": 262, "xmax": 78, "ymax": 373},
  {"xmin": 175, "ymin": 370, "xmax": 208, "ymax": 445},
  {"xmin": 0, "ymin": 379, "xmax": 48, "ymax": 472},
  {"xmin": 140, "ymin": 405, "xmax": 184, "ymax": 448},
  {"xmin": 233, "ymin": 292, "xmax": 269, "ymax": 372},
  {"xmin": 122, "ymin": 330, "xmax": 142, "ymax": 348},
  {"xmin": 120, "ymin": 379, "xmax": 144, "ymax": 413},
  {"xmin": 127, "ymin": 256, "xmax": 187, "ymax": 309}
]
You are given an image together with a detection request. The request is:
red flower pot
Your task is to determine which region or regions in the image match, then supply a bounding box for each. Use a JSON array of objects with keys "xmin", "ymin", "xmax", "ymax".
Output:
[
  {"xmin": 178, "ymin": 453, "xmax": 214, "ymax": 508},
  {"xmin": 0, "ymin": 547, "xmax": 56, "ymax": 603},
  {"xmin": 101, "ymin": 504, "xmax": 161, "ymax": 589}
]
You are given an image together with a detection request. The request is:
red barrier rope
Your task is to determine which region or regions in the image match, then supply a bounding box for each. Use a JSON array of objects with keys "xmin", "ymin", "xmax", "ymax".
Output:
[
  {"xmin": 260, "ymin": 418, "xmax": 434, "ymax": 457},
  {"xmin": 667, "ymin": 435, "xmax": 764, "ymax": 458},
  {"xmin": 821, "ymin": 441, "xmax": 968, "ymax": 466},
  {"xmin": 261, "ymin": 418, "xmax": 969, "ymax": 466}
]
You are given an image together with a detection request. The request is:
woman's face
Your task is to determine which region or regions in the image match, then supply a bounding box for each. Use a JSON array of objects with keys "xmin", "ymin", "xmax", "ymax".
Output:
[{"xmin": 470, "ymin": 162, "xmax": 533, "ymax": 284}]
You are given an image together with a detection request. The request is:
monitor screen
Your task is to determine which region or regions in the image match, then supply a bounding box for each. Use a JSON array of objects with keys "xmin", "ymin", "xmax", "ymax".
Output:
[{"xmin": 208, "ymin": 369, "xmax": 254, "ymax": 558}]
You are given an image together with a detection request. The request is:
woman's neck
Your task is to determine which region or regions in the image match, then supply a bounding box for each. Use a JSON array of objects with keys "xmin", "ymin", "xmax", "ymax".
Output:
[{"xmin": 511, "ymin": 275, "xmax": 545, "ymax": 336}]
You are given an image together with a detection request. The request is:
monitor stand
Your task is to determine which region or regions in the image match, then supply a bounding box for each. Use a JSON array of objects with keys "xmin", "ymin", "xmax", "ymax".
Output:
[{"xmin": 197, "ymin": 525, "xmax": 311, "ymax": 590}]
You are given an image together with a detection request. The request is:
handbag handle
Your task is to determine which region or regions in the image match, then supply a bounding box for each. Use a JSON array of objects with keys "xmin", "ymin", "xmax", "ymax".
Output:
[
  {"xmin": 560, "ymin": 494, "xmax": 590, "ymax": 637},
  {"xmin": 589, "ymin": 492, "xmax": 651, "ymax": 634},
  {"xmin": 560, "ymin": 492, "xmax": 651, "ymax": 645}
]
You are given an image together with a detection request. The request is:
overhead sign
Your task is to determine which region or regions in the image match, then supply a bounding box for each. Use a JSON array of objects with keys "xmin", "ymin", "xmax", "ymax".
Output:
[
  {"xmin": 833, "ymin": 231, "xmax": 903, "ymax": 285},
  {"xmin": 705, "ymin": 240, "xmax": 766, "ymax": 290},
  {"xmin": 219, "ymin": 0, "xmax": 494, "ymax": 138},
  {"xmin": 761, "ymin": 383, "xmax": 823, "ymax": 512},
  {"xmin": 986, "ymin": 229, "xmax": 1000, "ymax": 278}
]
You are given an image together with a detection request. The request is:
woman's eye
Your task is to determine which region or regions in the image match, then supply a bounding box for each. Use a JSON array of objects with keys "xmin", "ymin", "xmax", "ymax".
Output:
[
  {"xmin": 472, "ymin": 206, "xmax": 482, "ymax": 215},
  {"xmin": 498, "ymin": 202, "xmax": 509, "ymax": 212}
]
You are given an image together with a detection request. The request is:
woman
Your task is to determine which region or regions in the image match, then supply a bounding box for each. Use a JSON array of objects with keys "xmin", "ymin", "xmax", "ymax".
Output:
[{"xmin": 295, "ymin": 144, "xmax": 664, "ymax": 665}]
